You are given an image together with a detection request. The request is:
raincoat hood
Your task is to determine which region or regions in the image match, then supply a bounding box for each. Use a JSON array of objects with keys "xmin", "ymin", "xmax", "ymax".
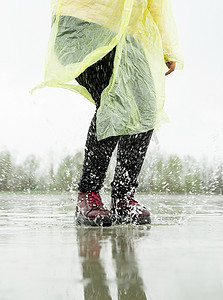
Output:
[{"xmin": 31, "ymin": 0, "xmax": 184, "ymax": 140}]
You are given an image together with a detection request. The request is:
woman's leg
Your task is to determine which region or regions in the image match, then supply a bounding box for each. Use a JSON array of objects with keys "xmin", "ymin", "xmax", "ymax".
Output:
[
  {"xmin": 110, "ymin": 129, "xmax": 153, "ymax": 224},
  {"xmin": 75, "ymin": 47, "xmax": 118, "ymax": 225}
]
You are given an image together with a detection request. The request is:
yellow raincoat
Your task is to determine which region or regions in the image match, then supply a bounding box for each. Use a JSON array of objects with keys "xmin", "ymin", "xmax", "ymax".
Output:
[{"xmin": 31, "ymin": 0, "xmax": 184, "ymax": 140}]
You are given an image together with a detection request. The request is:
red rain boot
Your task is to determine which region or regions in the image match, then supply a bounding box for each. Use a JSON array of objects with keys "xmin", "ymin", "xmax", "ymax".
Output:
[
  {"xmin": 111, "ymin": 195, "xmax": 151, "ymax": 225},
  {"xmin": 75, "ymin": 191, "xmax": 112, "ymax": 226}
]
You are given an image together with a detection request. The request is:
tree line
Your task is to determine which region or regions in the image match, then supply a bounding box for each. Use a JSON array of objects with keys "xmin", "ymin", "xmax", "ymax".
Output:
[{"xmin": 0, "ymin": 150, "xmax": 222, "ymax": 194}]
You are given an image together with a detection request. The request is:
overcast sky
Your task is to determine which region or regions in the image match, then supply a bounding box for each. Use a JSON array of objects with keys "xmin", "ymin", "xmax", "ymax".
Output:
[{"xmin": 0, "ymin": 0, "xmax": 223, "ymax": 165}]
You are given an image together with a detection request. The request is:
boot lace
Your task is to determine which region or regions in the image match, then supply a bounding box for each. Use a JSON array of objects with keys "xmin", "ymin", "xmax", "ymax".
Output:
[
  {"xmin": 128, "ymin": 196, "xmax": 140, "ymax": 206},
  {"xmin": 127, "ymin": 196, "xmax": 144, "ymax": 215},
  {"xmin": 88, "ymin": 191, "xmax": 104, "ymax": 208},
  {"xmin": 115, "ymin": 197, "xmax": 139, "ymax": 209}
]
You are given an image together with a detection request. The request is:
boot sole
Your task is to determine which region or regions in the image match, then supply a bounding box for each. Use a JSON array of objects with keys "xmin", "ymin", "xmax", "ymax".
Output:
[
  {"xmin": 134, "ymin": 216, "xmax": 151, "ymax": 225},
  {"xmin": 112, "ymin": 214, "xmax": 151, "ymax": 225},
  {"xmin": 75, "ymin": 212, "xmax": 112, "ymax": 227}
]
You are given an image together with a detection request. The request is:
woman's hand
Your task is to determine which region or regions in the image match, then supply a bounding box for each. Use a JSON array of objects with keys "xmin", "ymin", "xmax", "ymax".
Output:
[{"xmin": 165, "ymin": 61, "xmax": 176, "ymax": 76}]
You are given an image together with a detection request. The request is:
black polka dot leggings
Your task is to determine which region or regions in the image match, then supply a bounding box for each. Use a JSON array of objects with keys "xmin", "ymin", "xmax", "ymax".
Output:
[{"xmin": 75, "ymin": 46, "xmax": 153, "ymax": 198}]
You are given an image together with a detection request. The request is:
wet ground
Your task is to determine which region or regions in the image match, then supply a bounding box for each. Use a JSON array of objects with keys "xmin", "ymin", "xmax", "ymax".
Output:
[{"xmin": 0, "ymin": 193, "xmax": 223, "ymax": 300}]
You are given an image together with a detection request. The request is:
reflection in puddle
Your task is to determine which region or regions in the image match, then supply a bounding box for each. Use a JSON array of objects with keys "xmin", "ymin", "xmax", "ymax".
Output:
[{"xmin": 76, "ymin": 226, "xmax": 150, "ymax": 299}]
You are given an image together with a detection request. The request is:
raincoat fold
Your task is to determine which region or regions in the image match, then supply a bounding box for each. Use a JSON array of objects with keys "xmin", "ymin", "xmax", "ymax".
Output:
[{"xmin": 31, "ymin": 0, "xmax": 184, "ymax": 141}]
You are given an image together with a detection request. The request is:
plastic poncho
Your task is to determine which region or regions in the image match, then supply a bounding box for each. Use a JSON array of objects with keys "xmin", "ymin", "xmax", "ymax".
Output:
[{"xmin": 31, "ymin": 0, "xmax": 184, "ymax": 141}]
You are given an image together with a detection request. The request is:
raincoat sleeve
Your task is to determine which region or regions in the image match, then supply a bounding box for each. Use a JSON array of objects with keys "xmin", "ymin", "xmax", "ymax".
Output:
[{"xmin": 148, "ymin": 0, "xmax": 184, "ymax": 69}]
